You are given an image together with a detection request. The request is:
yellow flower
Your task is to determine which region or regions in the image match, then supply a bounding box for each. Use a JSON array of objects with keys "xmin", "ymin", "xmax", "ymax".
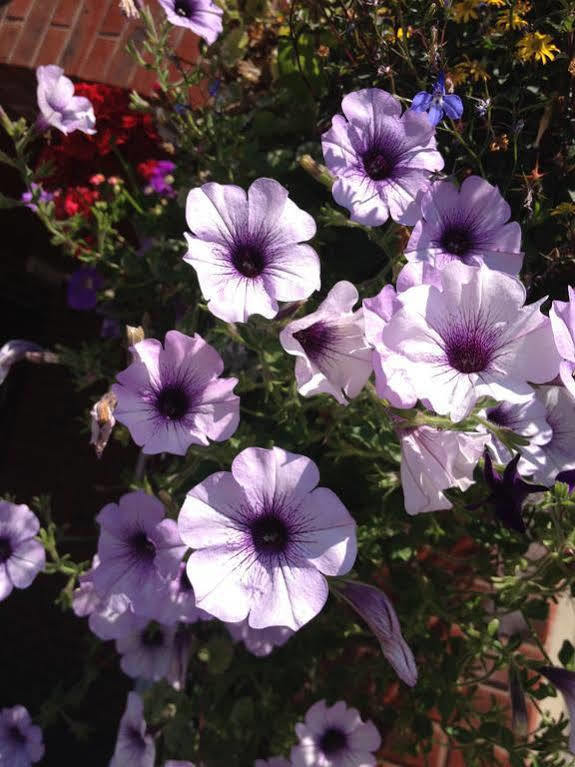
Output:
[
  {"xmin": 484, "ymin": 0, "xmax": 505, "ymax": 5},
  {"xmin": 496, "ymin": 7, "xmax": 529, "ymax": 30},
  {"xmin": 516, "ymin": 32, "xmax": 560, "ymax": 64},
  {"xmin": 451, "ymin": 0, "xmax": 479, "ymax": 23},
  {"xmin": 450, "ymin": 58, "xmax": 490, "ymax": 85}
]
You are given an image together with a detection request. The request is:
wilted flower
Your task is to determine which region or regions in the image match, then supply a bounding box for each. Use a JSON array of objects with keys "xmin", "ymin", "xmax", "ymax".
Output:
[
  {"xmin": 158, "ymin": 0, "xmax": 223, "ymax": 44},
  {"xmin": 0, "ymin": 501, "xmax": 45, "ymax": 602},
  {"xmin": 398, "ymin": 426, "xmax": 487, "ymax": 515},
  {"xmin": 291, "ymin": 699, "xmax": 381, "ymax": 767},
  {"xmin": 411, "ymin": 72, "xmax": 463, "ymax": 126},
  {"xmin": 321, "ymin": 88, "xmax": 444, "ymax": 226},
  {"xmin": 113, "ymin": 330, "xmax": 239, "ymax": 455},
  {"xmin": 225, "ymin": 619, "xmax": 293, "ymax": 657},
  {"xmin": 550, "ymin": 286, "xmax": 575, "ymax": 399},
  {"xmin": 109, "ymin": 693, "xmax": 155, "ymax": 767},
  {"xmin": 538, "ymin": 666, "xmax": 575, "ymax": 753},
  {"xmin": 279, "ymin": 281, "xmax": 372, "ymax": 405},
  {"xmin": 36, "ymin": 65, "xmax": 96, "ymax": 135},
  {"xmin": 67, "ymin": 266, "xmax": 104, "ymax": 311},
  {"xmin": 482, "ymin": 451, "xmax": 548, "ymax": 533},
  {"xmin": 334, "ymin": 580, "xmax": 418, "ymax": 686},
  {"xmin": 509, "ymin": 666, "xmax": 528, "ymax": 738},
  {"xmin": 0, "ymin": 706, "xmax": 44, "ymax": 766},
  {"xmin": 475, "ymin": 97, "xmax": 491, "ymax": 117},
  {"xmin": 89, "ymin": 391, "xmax": 117, "ymax": 460},
  {"xmin": 378, "ymin": 262, "xmax": 560, "ymax": 422},
  {"xmin": 405, "ymin": 176, "xmax": 523, "ymax": 275},
  {"xmin": 178, "ymin": 447, "xmax": 357, "ymax": 631},
  {"xmin": 184, "ymin": 178, "xmax": 320, "ymax": 323}
]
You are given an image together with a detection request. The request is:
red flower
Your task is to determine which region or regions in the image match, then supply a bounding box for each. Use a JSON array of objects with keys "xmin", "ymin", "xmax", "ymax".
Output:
[{"xmin": 54, "ymin": 186, "xmax": 100, "ymax": 220}]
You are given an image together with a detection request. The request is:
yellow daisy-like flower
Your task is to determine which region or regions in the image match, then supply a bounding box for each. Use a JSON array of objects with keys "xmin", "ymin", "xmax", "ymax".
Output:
[
  {"xmin": 450, "ymin": 58, "xmax": 490, "ymax": 85},
  {"xmin": 451, "ymin": 0, "xmax": 479, "ymax": 23},
  {"xmin": 484, "ymin": 0, "xmax": 506, "ymax": 6},
  {"xmin": 516, "ymin": 32, "xmax": 560, "ymax": 64},
  {"xmin": 496, "ymin": 7, "xmax": 529, "ymax": 30}
]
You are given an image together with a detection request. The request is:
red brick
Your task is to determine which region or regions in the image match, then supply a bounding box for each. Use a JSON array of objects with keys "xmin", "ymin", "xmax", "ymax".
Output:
[
  {"xmin": 11, "ymin": 0, "xmax": 59, "ymax": 64},
  {"xmin": 0, "ymin": 21, "xmax": 20, "ymax": 63},
  {"xmin": 175, "ymin": 30, "xmax": 199, "ymax": 65},
  {"xmin": 78, "ymin": 36, "xmax": 118, "ymax": 82},
  {"xmin": 469, "ymin": 683, "xmax": 511, "ymax": 725},
  {"xmin": 447, "ymin": 746, "xmax": 510, "ymax": 766},
  {"xmin": 100, "ymin": 3, "xmax": 126, "ymax": 37},
  {"xmin": 60, "ymin": 0, "xmax": 112, "ymax": 73},
  {"xmin": 130, "ymin": 67, "xmax": 158, "ymax": 94},
  {"xmin": 51, "ymin": 0, "xmax": 83, "ymax": 28},
  {"xmin": 380, "ymin": 723, "xmax": 448, "ymax": 767},
  {"xmin": 104, "ymin": 18, "xmax": 146, "ymax": 88},
  {"xmin": 33, "ymin": 27, "xmax": 69, "ymax": 67},
  {"xmin": 5, "ymin": 0, "xmax": 33, "ymax": 21}
]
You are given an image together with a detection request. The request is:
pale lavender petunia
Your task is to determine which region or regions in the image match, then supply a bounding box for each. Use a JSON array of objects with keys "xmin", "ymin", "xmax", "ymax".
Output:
[
  {"xmin": 178, "ymin": 447, "xmax": 357, "ymax": 631},
  {"xmin": 321, "ymin": 88, "xmax": 444, "ymax": 227},
  {"xmin": 398, "ymin": 426, "xmax": 487, "ymax": 515},
  {"xmin": 225, "ymin": 618, "xmax": 293, "ymax": 657},
  {"xmin": 113, "ymin": 330, "xmax": 240, "ymax": 455},
  {"xmin": 116, "ymin": 621, "xmax": 181, "ymax": 684},
  {"xmin": 0, "ymin": 501, "xmax": 45, "ymax": 602},
  {"xmin": 158, "ymin": 0, "xmax": 223, "ymax": 44},
  {"xmin": 405, "ymin": 176, "xmax": 523, "ymax": 275},
  {"xmin": 184, "ymin": 178, "xmax": 320, "ymax": 323},
  {"xmin": 92, "ymin": 491, "xmax": 186, "ymax": 613},
  {"xmin": 36, "ymin": 65, "xmax": 96, "ymax": 135},
  {"xmin": 138, "ymin": 562, "xmax": 211, "ymax": 625},
  {"xmin": 109, "ymin": 692, "xmax": 155, "ymax": 767},
  {"xmin": 518, "ymin": 386, "xmax": 575, "ymax": 485},
  {"xmin": 550, "ymin": 286, "xmax": 575, "ymax": 399},
  {"xmin": 291, "ymin": 700, "xmax": 381, "ymax": 767},
  {"xmin": 378, "ymin": 262, "xmax": 560, "ymax": 422},
  {"xmin": 0, "ymin": 706, "xmax": 44, "ymax": 767},
  {"xmin": 279, "ymin": 281, "xmax": 372, "ymax": 405}
]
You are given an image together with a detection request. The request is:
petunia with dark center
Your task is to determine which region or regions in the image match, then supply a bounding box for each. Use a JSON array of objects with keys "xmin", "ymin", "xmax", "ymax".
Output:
[
  {"xmin": 155, "ymin": 384, "xmax": 190, "ymax": 421},
  {"xmin": 440, "ymin": 225, "xmax": 473, "ymax": 258},
  {"xmin": 130, "ymin": 532, "xmax": 156, "ymax": 562},
  {"xmin": 250, "ymin": 514, "xmax": 289, "ymax": 555},
  {"xmin": 293, "ymin": 321, "xmax": 334, "ymax": 364},
  {"xmin": 443, "ymin": 318, "xmax": 499, "ymax": 374},
  {"xmin": 0, "ymin": 537, "xmax": 12, "ymax": 564},
  {"xmin": 231, "ymin": 244, "xmax": 266, "ymax": 278},
  {"xmin": 362, "ymin": 149, "xmax": 392, "ymax": 181},
  {"xmin": 319, "ymin": 727, "xmax": 348, "ymax": 756},
  {"xmin": 486, "ymin": 404, "xmax": 511, "ymax": 428},
  {"xmin": 174, "ymin": 0, "xmax": 194, "ymax": 18},
  {"xmin": 141, "ymin": 623, "xmax": 165, "ymax": 648}
]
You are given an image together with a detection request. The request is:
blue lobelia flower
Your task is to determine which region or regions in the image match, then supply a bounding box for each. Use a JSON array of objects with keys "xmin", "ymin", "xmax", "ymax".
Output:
[{"xmin": 411, "ymin": 72, "xmax": 463, "ymax": 126}]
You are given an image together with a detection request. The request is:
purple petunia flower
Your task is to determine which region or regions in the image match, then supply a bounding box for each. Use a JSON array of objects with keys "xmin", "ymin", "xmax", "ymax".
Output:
[
  {"xmin": 138, "ymin": 562, "xmax": 211, "ymax": 625},
  {"xmin": 279, "ymin": 281, "xmax": 372, "ymax": 405},
  {"xmin": 21, "ymin": 183, "xmax": 53, "ymax": 212},
  {"xmin": 290, "ymin": 700, "xmax": 381, "ymax": 767},
  {"xmin": 113, "ymin": 330, "xmax": 240, "ymax": 455},
  {"xmin": 0, "ymin": 706, "xmax": 44, "ymax": 767},
  {"xmin": 411, "ymin": 72, "xmax": 463, "ymax": 127},
  {"xmin": 321, "ymin": 88, "xmax": 444, "ymax": 227},
  {"xmin": 178, "ymin": 447, "xmax": 357, "ymax": 631},
  {"xmin": 378, "ymin": 262, "xmax": 560, "ymax": 422},
  {"xmin": 116, "ymin": 621, "xmax": 182, "ymax": 685},
  {"xmin": 225, "ymin": 618, "xmax": 293, "ymax": 657},
  {"xmin": 405, "ymin": 176, "xmax": 523, "ymax": 275},
  {"xmin": 67, "ymin": 267, "xmax": 104, "ymax": 311},
  {"xmin": 36, "ymin": 65, "xmax": 96, "ymax": 135},
  {"xmin": 184, "ymin": 178, "xmax": 320, "ymax": 323},
  {"xmin": 333, "ymin": 580, "xmax": 417, "ymax": 687},
  {"xmin": 158, "ymin": 0, "xmax": 223, "ymax": 44},
  {"xmin": 518, "ymin": 386, "xmax": 575, "ymax": 485},
  {"xmin": 0, "ymin": 501, "xmax": 45, "ymax": 602},
  {"xmin": 109, "ymin": 692, "xmax": 155, "ymax": 767},
  {"xmin": 550, "ymin": 286, "xmax": 575, "ymax": 399},
  {"xmin": 92, "ymin": 491, "xmax": 185, "ymax": 613},
  {"xmin": 0, "ymin": 340, "xmax": 44, "ymax": 386},
  {"xmin": 538, "ymin": 666, "xmax": 575, "ymax": 754},
  {"xmin": 398, "ymin": 426, "xmax": 487, "ymax": 515}
]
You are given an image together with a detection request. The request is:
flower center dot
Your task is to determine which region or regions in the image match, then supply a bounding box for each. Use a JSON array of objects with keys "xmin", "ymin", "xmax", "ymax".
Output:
[
  {"xmin": 174, "ymin": 0, "xmax": 192, "ymax": 18},
  {"xmin": 319, "ymin": 727, "xmax": 347, "ymax": 756},
  {"xmin": 441, "ymin": 226, "xmax": 473, "ymax": 257},
  {"xmin": 486, "ymin": 404, "xmax": 511, "ymax": 427},
  {"xmin": 444, "ymin": 323, "xmax": 496, "ymax": 374},
  {"xmin": 293, "ymin": 321, "xmax": 333, "ymax": 363},
  {"xmin": 231, "ymin": 245, "xmax": 266, "ymax": 278},
  {"xmin": 250, "ymin": 514, "xmax": 289, "ymax": 555},
  {"xmin": 363, "ymin": 149, "xmax": 391, "ymax": 181},
  {"xmin": 141, "ymin": 623, "xmax": 165, "ymax": 648},
  {"xmin": 0, "ymin": 537, "xmax": 12, "ymax": 564},
  {"xmin": 155, "ymin": 385, "xmax": 189, "ymax": 421},
  {"xmin": 131, "ymin": 532, "xmax": 156, "ymax": 562}
]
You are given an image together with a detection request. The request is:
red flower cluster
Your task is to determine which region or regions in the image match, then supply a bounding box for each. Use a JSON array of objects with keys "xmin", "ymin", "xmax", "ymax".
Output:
[{"xmin": 52, "ymin": 186, "xmax": 101, "ymax": 220}]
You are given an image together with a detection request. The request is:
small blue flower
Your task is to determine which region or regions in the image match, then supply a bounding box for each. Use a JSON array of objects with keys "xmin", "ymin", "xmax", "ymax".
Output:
[{"xmin": 411, "ymin": 73, "xmax": 463, "ymax": 127}]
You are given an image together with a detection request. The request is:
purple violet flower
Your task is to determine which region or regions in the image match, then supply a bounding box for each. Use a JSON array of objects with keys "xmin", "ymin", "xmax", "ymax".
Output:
[
  {"xmin": 378, "ymin": 261, "xmax": 561, "ymax": 422},
  {"xmin": 178, "ymin": 446, "xmax": 357, "ymax": 631},
  {"xmin": 321, "ymin": 88, "xmax": 444, "ymax": 226},
  {"xmin": 109, "ymin": 692, "xmax": 155, "ymax": 767},
  {"xmin": 113, "ymin": 330, "xmax": 240, "ymax": 455},
  {"xmin": 538, "ymin": 667, "xmax": 575, "ymax": 754},
  {"xmin": 0, "ymin": 706, "xmax": 44, "ymax": 767},
  {"xmin": 0, "ymin": 501, "xmax": 45, "ymax": 602},
  {"xmin": 550, "ymin": 286, "xmax": 575, "ymax": 399},
  {"xmin": 21, "ymin": 183, "xmax": 53, "ymax": 212},
  {"xmin": 67, "ymin": 267, "xmax": 104, "ymax": 311},
  {"xmin": 36, "ymin": 65, "xmax": 96, "ymax": 135},
  {"xmin": 225, "ymin": 618, "xmax": 293, "ymax": 657},
  {"xmin": 184, "ymin": 178, "xmax": 320, "ymax": 323},
  {"xmin": 91, "ymin": 491, "xmax": 186, "ymax": 613},
  {"xmin": 405, "ymin": 176, "xmax": 524, "ymax": 275},
  {"xmin": 147, "ymin": 160, "xmax": 176, "ymax": 196},
  {"xmin": 482, "ymin": 450, "xmax": 548, "ymax": 534},
  {"xmin": 158, "ymin": 0, "xmax": 223, "ymax": 44},
  {"xmin": 333, "ymin": 580, "xmax": 418, "ymax": 687},
  {"xmin": 411, "ymin": 72, "xmax": 463, "ymax": 126},
  {"xmin": 279, "ymin": 281, "xmax": 372, "ymax": 405},
  {"xmin": 290, "ymin": 699, "xmax": 381, "ymax": 767},
  {"xmin": 116, "ymin": 621, "xmax": 181, "ymax": 685}
]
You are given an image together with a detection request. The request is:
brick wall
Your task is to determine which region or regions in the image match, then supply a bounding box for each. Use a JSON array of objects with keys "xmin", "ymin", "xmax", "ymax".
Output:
[{"xmin": 0, "ymin": 0, "xmax": 199, "ymax": 93}]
